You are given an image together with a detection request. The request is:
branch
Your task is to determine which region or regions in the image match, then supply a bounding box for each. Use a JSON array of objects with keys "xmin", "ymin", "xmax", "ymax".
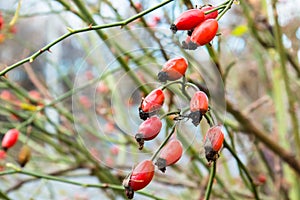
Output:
[
  {"xmin": 223, "ymin": 140, "xmax": 260, "ymax": 200},
  {"xmin": 6, "ymin": 165, "xmax": 81, "ymax": 193},
  {"xmin": 1, "ymin": 165, "xmax": 166, "ymax": 200},
  {"xmin": 0, "ymin": 0, "xmax": 174, "ymax": 76},
  {"xmin": 204, "ymin": 161, "xmax": 217, "ymax": 200},
  {"xmin": 226, "ymin": 99, "xmax": 300, "ymax": 175}
]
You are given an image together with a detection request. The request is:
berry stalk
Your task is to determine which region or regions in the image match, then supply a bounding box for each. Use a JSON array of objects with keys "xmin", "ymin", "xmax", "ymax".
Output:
[{"xmin": 150, "ymin": 123, "xmax": 177, "ymax": 162}]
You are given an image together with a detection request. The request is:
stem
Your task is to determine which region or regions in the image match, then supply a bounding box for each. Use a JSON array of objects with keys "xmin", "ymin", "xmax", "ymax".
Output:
[
  {"xmin": 159, "ymin": 111, "xmax": 181, "ymax": 120},
  {"xmin": 161, "ymin": 80, "xmax": 183, "ymax": 90},
  {"xmin": 216, "ymin": 0, "xmax": 234, "ymax": 21},
  {"xmin": 0, "ymin": 190, "xmax": 10, "ymax": 200},
  {"xmin": 226, "ymin": 100, "xmax": 300, "ymax": 175},
  {"xmin": 238, "ymin": 0, "xmax": 300, "ymax": 77},
  {"xmin": 0, "ymin": 0, "xmax": 174, "ymax": 76},
  {"xmin": 177, "ymin": 130, "xmax": 237, "ymax": 200},
  {"xmin": 271, "ymin": 0, "xmax": 300, "ymax": 157},
  {"xmin": 185, "ymin": 82, "xmax": 200, "ymax": 91},
  {"xmin": 150, "ymin": 123, "xmax": 177, "ymax": 161},
  {"xmin": 0, "ymin": 167, "xmax": 165, "ymax": 200},
  {"xmin": 204, "ymin": 5, "xmax": 226, "ymax": 15},
  {"xmin": 204, "ymin": 114, "xmax": 213, "ymax": 127},
  {"xmin": 128, "ymin": 0, "xmax": 169, "ymax": 61},
  {"xmin": 181, "ymin": 76, "xmax": 191, "ymax": 100},
  {"xmin": 223, "ymin": 140, "xmax": 260, "ymax": 200},
  {"xmin": 204, "ymin": 161, "xmax": 217, "ymax": 200}
]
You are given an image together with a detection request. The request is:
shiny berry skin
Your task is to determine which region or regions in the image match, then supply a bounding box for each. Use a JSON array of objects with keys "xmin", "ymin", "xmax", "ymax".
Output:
[
  {"xmin": 123, "ymin": 160, "xmax": 155, "ymax": 199},
  {"xmin": 155, "ymin": 138, "xmax": 183, "ymax": 173},
  {"xmin": 139, "ymin": 89, "xmax": 165, "ymax": 120},
  {"xmin": 135, "ymin": 116, "xmax": 162, "ymax": 150},
  {"xmin": 158, "ymin": 57, "xmax": 188, "ymax": 82},
  {"xmin": 189, "ymin": 91, "xmax": 209, "ymax": 126},
  {"xmin": 1, "ymin": 129, "xmax": 19, "ymax": 151},
  {"xmin": 204, "ymin": 126, "xmax": 224, "ymax": 162},
  {"xmin": 191, "ymin": 19, "xmax": 218, "ymax": 46},
  {"xmin": 201, "ymin": 6, "xmax": 219, "ymax": 20},
  {"xmin": 170, "ymin": 9, "xmax": 205, "ymax": 33}
]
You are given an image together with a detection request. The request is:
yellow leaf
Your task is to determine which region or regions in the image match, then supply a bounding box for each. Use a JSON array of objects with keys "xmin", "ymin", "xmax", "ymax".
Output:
[
  {"xmin": 231, "ymin": 25, "xmax": 248, "ymax": 37},
  {"xmin": 20, "ymin": 103, "xmax": 37, "ymax": 111}
]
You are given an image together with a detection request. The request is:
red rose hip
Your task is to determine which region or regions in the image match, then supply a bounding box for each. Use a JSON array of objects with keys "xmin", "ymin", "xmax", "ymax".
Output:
[
  {"xmin": 189, "ymin": 91, "xmax": 209, "ymax": 126},
  {"xmin": 204, "ymin": 126, "xmax": 224, "ymax": 162},
  {"xmin": 155, "ymin": 138, "xmax": 183, "ymax": 173},
  {"xmin": 191, "ymin": 19, "xmax": 218, "ymax": 46},
  {"xmin": 158, "ymin": 57, "xmax": 188, "ymax": 82},
  {"xmin": 123, "ymin": 160, "xmax": 155, "ymax": 199},
  {"xmin": 135, "ymin": 116, "xmax": 162, "ymax": 150},
  {"xmin": 201, "ymin": 5, "xmax": 219, "ymax": 20},
  {"xmin": 2, "ymin": 129, "xmax": 19, "ymax": 151},
  {"xmin": 170, "ymin": 9, "xmax": 205, "ymax": 33},
  {"xmin": 139, "ymin": 89, "xmax": 165, "ymax": 120}
]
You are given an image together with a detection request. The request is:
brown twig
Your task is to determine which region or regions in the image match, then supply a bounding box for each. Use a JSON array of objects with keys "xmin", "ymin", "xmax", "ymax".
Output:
[
  {"xmin": 226, "ymin": 99, "xmax": 300, "ymax": 174},
  {"xmin": 24, "ymin": 63, "xmax": 52, "ymax": 99}
]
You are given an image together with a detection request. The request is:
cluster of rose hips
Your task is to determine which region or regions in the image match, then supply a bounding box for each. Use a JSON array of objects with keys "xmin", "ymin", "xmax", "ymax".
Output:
[
  {"xmin": 170, "ymin": 5, "xmax": 219, "ymax": 50},
  {"xmin": 123, "ymin": 10, "xmax": 225, "ymax": 196},
  {"xmin": 0, "ymin": 12, "xmax": 17, "ymax": 44}
]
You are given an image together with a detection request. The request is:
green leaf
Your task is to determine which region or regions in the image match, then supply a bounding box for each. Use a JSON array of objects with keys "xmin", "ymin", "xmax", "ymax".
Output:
[{"xmin": 231, "ymin": 25, "xmax": 248, "ymax": 37}]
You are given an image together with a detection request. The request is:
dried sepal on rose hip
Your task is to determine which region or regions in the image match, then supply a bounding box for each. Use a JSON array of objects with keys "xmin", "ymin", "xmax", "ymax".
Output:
[
  {"xmin": 157, "ymin": 57, "xmax": 188, "ymax": 82},
  {"xmin": 1, "ymin": 129, "xmax": 19, "ymax": 151},
  {"xmin": 170, "ymin": 9, "xmax": 205, "ymax": 33},
  {"xmin": 182, "ymin": 35, "xmax": 199, "ymax": 50},
  {"xmin": 203, "ymin": 126, "xmax": 224, "ymax": 163},
  {"xmin": 191, "ymin": 19, "xmax": 219, "ymax": 46},
  {"xmin": 135, "ymin": 116, "xmax": 162, "ymax": 150},
  {"xmin": 200, "ymin": 5, "xmax": 219, "ymax": 20},
  {"xmin": 155, "ymin": 137, "xmax": 183, "ymax": 173},
  {"xmin": 188, "ymin": 91, "xmax": 209, "ymax": 126},
  {"xmin": 139, "ymin": 89, "xmax": 165, "ymax": 120},
  {"xmin": 123, "ymin": 160, "xmax": 155, "ymax": 199}
]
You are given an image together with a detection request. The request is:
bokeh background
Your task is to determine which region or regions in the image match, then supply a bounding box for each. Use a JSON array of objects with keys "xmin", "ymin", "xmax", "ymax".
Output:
[{"xmin": 0, "ymin": 0, "xmax": 300, "ymax": 199}]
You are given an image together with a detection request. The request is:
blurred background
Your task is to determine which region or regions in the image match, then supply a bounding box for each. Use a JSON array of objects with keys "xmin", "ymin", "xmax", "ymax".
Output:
[{"xmin": 0, "ymin": 0, "xmax": 300, "ymax": 199}]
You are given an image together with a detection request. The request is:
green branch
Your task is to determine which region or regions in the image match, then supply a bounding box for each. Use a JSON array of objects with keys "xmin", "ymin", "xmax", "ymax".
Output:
[
  {"xmin": 271, "ymin": 0, "xmax": 300, "ymax": 157},
  {"xmin": 224, "ymin": 140, "xmax": 260, "ymax": 200},
  {"xmin": 226, "ymin": 100, "xmax": 300, "ymax": 175},
  {"xmin": 0, "ymin": 165, "xmax": 165, "ymax": 200},
  {"xmin": 0, "ymin": 0, "xmax": 174, "ymax": 76},
  {"xmin": 150, "ymin": 123, "xmax": 177, "ymax": 161},
  {"xmin": 204, "ymin": 161, "xmax": 217, "ymax": 200}
]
